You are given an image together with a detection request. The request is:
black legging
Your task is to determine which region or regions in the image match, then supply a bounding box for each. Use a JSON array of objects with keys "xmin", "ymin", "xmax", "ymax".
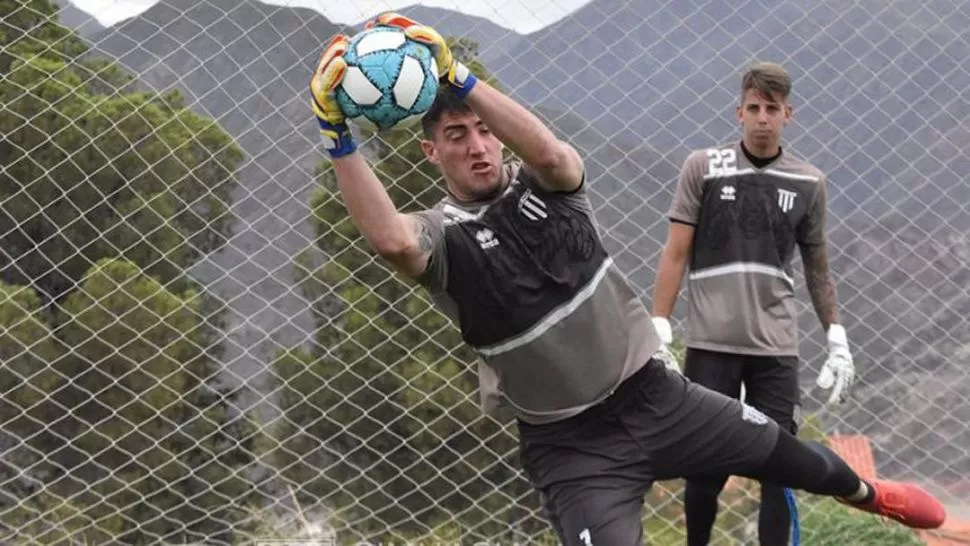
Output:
[
  {"xmin": 686, "ymin": 428, "xmax": 864, "ymax": 546},
  {"xmin": 752, "ymin": 429, "xmax": 863, "ymax": 496}
]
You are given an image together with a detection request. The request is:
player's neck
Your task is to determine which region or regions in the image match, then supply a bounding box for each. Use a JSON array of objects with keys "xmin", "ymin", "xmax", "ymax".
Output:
[
  {"xmin": 740, "ymin": 140, "xmax": 782, "ymax": 169},
  {"xmin": 444, "ymin": 172, "xmax": 510, "ymax": 206}
]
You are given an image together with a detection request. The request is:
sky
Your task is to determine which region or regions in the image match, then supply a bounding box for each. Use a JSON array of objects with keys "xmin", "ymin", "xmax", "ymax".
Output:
[{"xmin": 68, "ymin": 0, "xmax": 594, "ymax": 33}]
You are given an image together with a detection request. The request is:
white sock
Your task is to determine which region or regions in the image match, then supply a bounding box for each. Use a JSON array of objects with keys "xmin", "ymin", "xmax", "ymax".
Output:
[{"xmin": 844, "ymin": 481, "xmax": 870, "ymax": 502}]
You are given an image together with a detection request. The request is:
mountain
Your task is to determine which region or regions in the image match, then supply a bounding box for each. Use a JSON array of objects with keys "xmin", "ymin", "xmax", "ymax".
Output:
[
  {"xmin": 57, "ymin": 0, "xmax": 970, "ymax": 504},
  {"xmin": 379, "ymin": 5, "xmax": 523, "ymax": 53},
  {"xmin": 51, "ymin": 0, "xmax": 105, "ymax": 38}
]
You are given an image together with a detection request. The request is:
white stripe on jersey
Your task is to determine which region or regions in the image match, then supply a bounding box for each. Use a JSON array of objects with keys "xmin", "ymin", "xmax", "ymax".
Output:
[
  {"xmin": 442, "ymin": 182, "xmax": 518, "ymax": 225},
  {"xmin": 476, "ymin": 257, "xmax": 614, "ymax": 356},
  {"xmin": 689, "ymin": 261, "xmax": 794, "ymax": 287},
  {"xmin": 764, "ymin": 168, "xmax": 820, "ymax": 183},
  {"xmin": 702, "ymin": 167, "xmax": 819, "ymax": 183},
  {"xmin": 703, "ymin": 167, "xmax": 757, "ymax": 180},
  {"xmin": 521, "ymin": 194, "xmax": 548, "ymax": 220}
]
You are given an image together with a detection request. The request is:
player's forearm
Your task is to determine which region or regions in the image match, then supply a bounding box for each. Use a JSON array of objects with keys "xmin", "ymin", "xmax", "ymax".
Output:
[
  {"xmin": 332, "ymin": 152, "xmax": 415, "ymax": 256},
  {"xmin": 806, "ymin": 275, "xmax": 841, "ymax": 330},
  {"xmin": 652, "ymin": 252, "xmax": 688, "ymax": 317},
  {"xmin": 464, "ymin": 81, "xmax": 569, "ymax": 172},
  {"xmin": 801, "ymin": 243, "xmax": 841, "ymax": 329}
]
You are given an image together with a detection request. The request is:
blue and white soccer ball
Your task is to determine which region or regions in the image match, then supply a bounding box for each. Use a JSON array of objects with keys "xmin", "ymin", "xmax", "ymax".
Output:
[{"xmin": 335, "ymin": 26, "xmax": 440, "ymax": 132}]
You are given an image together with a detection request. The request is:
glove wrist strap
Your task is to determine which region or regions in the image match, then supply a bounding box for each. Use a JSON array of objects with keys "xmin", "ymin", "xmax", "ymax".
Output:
[
  {"xmin": 651, "ymin": 316, "xmax": 673, "ymax": 345},
  {"xmin": 827, "ymin": 324, "xmax": 847, "ymax": 348},
  {"xmin": 318, "ymin": 120, "xmax": 357, "ymax": 158},
  {"xmin": 447, "ymin": 62, "xmax": 478, "ymax": 99}
]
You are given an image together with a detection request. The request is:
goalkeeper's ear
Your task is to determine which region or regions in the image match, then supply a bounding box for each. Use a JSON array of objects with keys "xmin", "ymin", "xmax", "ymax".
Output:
[{"xmin": 420, "ymin": 138, "xmax": 439, "ymax": 166}]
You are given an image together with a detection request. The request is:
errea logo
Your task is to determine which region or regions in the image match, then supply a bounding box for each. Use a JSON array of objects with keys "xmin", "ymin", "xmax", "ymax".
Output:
[
  {"xmin": 720, "ymin": 185, "xmax": 736, "ymax": 201},
  {"xmin": 476, "ymin": 228, "xmax": 499, "ymax": 250}
]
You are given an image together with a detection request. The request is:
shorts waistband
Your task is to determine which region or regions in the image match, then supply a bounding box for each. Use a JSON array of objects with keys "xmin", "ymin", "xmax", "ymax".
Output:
[{"xmin": 517, "ymin": 358, "xmax": 664, "ymax": 432}]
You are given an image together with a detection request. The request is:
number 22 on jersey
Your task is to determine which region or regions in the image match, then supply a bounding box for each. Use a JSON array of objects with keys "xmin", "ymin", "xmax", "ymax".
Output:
[{"xmin": 707, "ymin": 148, "xmax": 737, "ymax": 177}]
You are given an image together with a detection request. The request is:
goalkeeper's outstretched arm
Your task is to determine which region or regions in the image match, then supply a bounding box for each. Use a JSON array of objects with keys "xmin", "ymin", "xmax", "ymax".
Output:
[
  {"xmin": 331, "ymin": 153, "xmax": 432, "ymax": 278},
  {"xmin": 367, "ymin": 12, "xmax": 584, "ymax": 193},
  {"xmin": 310, "ymin": 32, "xmax": 430, "ymax": 279},
  {"xmin": 464, "ymin": 81, "xmax": 584, "ymax": 193}
]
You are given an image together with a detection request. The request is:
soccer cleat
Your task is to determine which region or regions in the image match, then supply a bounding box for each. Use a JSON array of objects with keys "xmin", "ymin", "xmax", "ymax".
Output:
[{"xmin": 842, "ymin": 479, "xmax": 946, "ymax": 529}]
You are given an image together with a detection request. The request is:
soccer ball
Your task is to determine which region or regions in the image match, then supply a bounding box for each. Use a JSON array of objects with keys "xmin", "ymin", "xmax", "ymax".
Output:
[{"xmin": 335, "ymin": 26, "xmax": 440, "ymax": 132}]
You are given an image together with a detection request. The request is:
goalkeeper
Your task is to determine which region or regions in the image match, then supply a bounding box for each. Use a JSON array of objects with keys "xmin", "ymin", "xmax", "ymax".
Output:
[
  {"xmin": 651, "ymin": 62, "xmax": 856, "ymax": 546},
  {"xmin": 311, "ymin": 16, "xmax": 946, "ymax": 545}
]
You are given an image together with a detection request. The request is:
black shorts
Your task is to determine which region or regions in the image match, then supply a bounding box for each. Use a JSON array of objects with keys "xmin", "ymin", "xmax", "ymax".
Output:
[
  {"xmin": 684, "ymin": 347, "xmax": 800, "ymax": 434},
  {"xmin": 517, "ymin": 359, "xmax": 780, "ymax": 545}
]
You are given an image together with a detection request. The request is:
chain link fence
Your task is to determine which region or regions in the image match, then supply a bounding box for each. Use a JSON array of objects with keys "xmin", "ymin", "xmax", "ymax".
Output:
[{"xmin": 2, "ymin": 0, "xmax": 969, "ymax": 544}]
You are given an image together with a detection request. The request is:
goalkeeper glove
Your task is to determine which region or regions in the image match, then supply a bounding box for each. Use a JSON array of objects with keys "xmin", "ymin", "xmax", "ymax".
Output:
[
  {"xmin": 309, "ymin": 34, "xmax": 357, "ymax": 158},
  {"xmin": 651, "ymin": 317, "xmax": 681, "ymax": 373},
  {"xmin": 366, "ymin": 12, "xmax": 479, "ymax": 98},
  {"xmin": 816, "ymin": 324, "xmax": 856, "ymax": 407}
]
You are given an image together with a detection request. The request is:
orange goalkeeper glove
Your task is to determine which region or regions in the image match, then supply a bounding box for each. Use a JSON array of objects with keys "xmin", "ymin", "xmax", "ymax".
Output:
[
  {"xmin": 309, "ymin": 34, "xmax": 357, "ymax": 158},
  {"xmin": 366, "ymin": 12, "xmax": 479, "ymax": 98}
]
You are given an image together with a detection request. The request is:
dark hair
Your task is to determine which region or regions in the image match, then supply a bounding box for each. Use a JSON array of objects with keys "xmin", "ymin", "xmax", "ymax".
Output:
[
  {"xmin": 420, "ymin": 86, "xmax": 473, "ymax": 139},
  {"xmin": 741, "ymin": 62, "xmax": 792, "ymax": 102}
]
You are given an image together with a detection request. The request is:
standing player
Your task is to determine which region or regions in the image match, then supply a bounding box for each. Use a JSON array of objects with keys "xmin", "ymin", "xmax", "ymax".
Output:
[
  {"xmin": 651, "ymin": 62, "xmax": 857, "ymax": 545},
  {"xmin": 311, "ymin": 20, "xmax": 945, "ymax": 545}
]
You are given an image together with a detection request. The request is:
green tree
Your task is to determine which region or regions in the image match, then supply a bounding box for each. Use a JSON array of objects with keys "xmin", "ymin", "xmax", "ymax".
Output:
[
  {"xmin": 0, "ymin": 282, "xmax": 76, "ymax": 543},
  {"xmin": 45, "ymin": 259, "xmax": 260, "ymax": 544},
  {"xmin": 272, "ymin": 40, "xmax": 544, "ymax": 542},
  {"xmin": 0, "ymin": 3, "xmax": 258, "ymax": 543},
  {"xmin": 1, "ymin": 1, "xmax": 241, "ymax": 301},
  {"xmin": 0, "ymin": 282, "xmax": 63, "ymax": 432},
  {"xmin": 0, "ymin": 0, "xmax": 88, "ymax": 73}
]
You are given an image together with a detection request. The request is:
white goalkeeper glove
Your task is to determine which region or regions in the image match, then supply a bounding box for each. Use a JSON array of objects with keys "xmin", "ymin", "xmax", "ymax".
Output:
[
  {"xmin": 651, "ymin": 317, "xmax": 681, "ymax": 373},
  {"xmin": 816, "ymin": 324, "xmax": 855, "ymax": 407}
]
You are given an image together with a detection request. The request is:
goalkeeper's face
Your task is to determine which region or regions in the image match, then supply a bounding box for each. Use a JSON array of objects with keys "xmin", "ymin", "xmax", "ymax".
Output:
[
  {"xmin": 421, "ymin": 111, "xmax": 505, "ymax": 201},
  {"xmin": 737, "ymin": 89, "xmax": 791, "ymax": 156}
]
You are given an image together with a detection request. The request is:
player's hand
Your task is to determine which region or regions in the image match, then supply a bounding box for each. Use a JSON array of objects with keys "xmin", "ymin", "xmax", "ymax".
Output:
[
  {"xmin": 366, "ymin": 12, "xmax": 478, "ymax": 98},
  {"xmin": 816, "ymin": 324, "xmax": 855, "ymax": 407},
  {"xmin": 651, "ymin": 317, "xmax": 681, "ymax": 374},
  {"xmin": 310, "ymin": 34, "xmax": 357, "ymax": 158}
]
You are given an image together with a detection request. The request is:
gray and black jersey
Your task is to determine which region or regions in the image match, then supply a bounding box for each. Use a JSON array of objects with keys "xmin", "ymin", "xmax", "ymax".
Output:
[
  {"xmin": 414, "ymin": 162, "xmax": 660, "ymax": 425},
  {"xmin": 668, "ymin": 141, "xmax": 828, "ymax": 356}
]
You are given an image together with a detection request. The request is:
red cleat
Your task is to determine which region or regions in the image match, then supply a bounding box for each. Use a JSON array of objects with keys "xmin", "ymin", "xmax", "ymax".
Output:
[{"xmin": 842, "ymin": 479, "xmax": 947, "ymax": 529}]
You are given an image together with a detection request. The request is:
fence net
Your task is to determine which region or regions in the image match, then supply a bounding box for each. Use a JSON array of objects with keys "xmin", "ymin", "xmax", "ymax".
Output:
[{"xmin": 2, "ymin": 0, "xmax": 969, "ymax": 544}]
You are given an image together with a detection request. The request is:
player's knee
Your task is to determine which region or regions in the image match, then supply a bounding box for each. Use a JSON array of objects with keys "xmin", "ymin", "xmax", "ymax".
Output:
[{"xmin": 556, "ymin": 495, "xmax": 643, "ymax": 546}]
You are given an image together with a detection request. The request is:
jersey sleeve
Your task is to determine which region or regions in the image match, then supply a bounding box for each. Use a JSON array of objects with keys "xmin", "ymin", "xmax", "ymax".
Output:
[
  {"xmin": 797, "ymin": 175, "xmax": 828, "ymax": 246},
  {"xmin": 667, "ymin": 150, "xmax": 707, "ymax": 225},
  {"xmin": 410, "ymin": 208, "xmax": 449, "ymax": 292}
]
